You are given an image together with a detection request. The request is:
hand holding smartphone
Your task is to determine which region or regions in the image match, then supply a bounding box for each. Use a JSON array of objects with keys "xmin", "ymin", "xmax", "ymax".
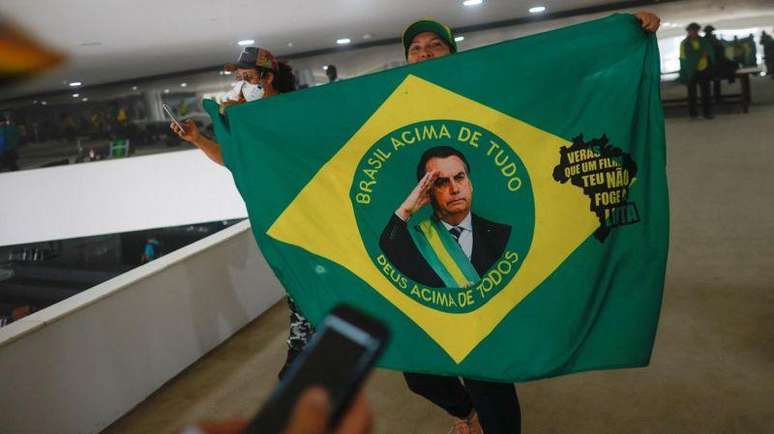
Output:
[
  {"xmin": 243, "ymin": 304, "xmax": 389, "ymax": 434},
  {"xmin": 162, "ymin": 103, "xmax": 184, "ymax": 131}
]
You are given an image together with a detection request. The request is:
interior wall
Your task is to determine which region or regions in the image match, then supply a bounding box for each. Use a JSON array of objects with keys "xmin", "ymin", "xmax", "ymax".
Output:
[{"xmin": 0, "ymin": 149, "xmax": 247, "ymax": 247}]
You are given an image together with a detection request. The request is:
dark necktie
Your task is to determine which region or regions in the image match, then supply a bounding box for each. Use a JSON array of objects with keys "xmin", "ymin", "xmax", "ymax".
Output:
[{"xmin": 449, "ymin": 226, "xmax": 463, "ymax": 243}]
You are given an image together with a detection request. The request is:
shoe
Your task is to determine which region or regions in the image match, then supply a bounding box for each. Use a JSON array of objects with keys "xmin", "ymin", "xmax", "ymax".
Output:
[
  {"xmin": 467, "ymin": 411, "xmax": 484, "ymax": 434},
  {"xmin": 448, "ymin": 417, "xmax": 471, "ymax": 434}
]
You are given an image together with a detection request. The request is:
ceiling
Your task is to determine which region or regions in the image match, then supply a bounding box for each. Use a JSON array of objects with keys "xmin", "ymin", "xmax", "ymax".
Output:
[
  {"xmin": 2, "ymin": 0, "xmax": 773, "ymax": 101},
  {"xmin": 1, "ymin": 0, "xmax": 647, "ymax": 99}
]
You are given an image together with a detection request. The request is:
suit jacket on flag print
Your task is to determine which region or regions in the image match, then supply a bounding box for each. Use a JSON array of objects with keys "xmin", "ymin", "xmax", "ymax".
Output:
[
  {"xmin": 204, "ymin": 14, "xmax": 669, "ymax": 382},
  {"xmin": 380, "ymin": 213, "xmax": 511, "ymax": 288}
]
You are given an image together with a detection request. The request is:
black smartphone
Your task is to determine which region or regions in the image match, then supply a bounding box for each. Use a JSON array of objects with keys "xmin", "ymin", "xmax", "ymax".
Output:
[{"xmin": 243, "ymin": 304, "xmax": 390, "ymax": 434}]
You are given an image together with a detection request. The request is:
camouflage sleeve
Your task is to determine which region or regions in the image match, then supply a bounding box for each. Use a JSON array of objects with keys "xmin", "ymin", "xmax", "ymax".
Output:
[{"xmin": 286, "ymin": 297, "xmax": 315, "ymax": 352}]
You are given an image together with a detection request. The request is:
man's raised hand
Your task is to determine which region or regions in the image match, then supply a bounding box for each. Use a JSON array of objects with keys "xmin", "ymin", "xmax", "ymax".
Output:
[{"xmin": 396, "ymin": 170, "xmax": 438, "ymax": 221}]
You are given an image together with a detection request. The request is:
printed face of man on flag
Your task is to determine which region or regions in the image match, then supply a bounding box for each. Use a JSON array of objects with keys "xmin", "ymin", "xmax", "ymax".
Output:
[
  {"xmin": 425, "ymin": 154, "xmax": 473, "ymax": 223},
  {"xmin": 380, "ymin": 146, "xmax": 512, "ymax": 290}
]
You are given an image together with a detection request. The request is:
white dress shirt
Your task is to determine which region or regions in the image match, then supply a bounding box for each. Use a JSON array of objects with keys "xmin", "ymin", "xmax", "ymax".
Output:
[{"xmin": 440, "ymin": 212, "xmax": 473, "ymax": 259}]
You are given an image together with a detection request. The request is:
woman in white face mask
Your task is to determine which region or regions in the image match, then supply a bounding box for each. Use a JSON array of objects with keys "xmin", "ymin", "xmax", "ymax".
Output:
[{"xmin": 170, "ymin": 46, "xmax": 296, "ymax": 165}]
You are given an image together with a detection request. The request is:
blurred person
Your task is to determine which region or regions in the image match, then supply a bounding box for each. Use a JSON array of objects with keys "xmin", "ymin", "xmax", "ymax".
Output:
[
  {"xmin": 171, "ymin": 46, "xmax": 311, "ymax": 379},
  {"xmin": 703, "ymin": 25, "xmax": 737, "ymax": 103},
  {"xmin": 325, "ymin": 64, "xmax": 338, "ymax": 83},
  {"xmin": 680, "ymin": 23, "xmax": 714, "ymax": 119},
  {"xmin": 171, "ymin": 47, "xmax": 295, "ymax": 165},
  {"xmin": 762, "ymin": 30, "xmax": 774, "ymax": 77},
  {"xmin": 0, "ymin": 115, "xmax": 20, "ymax": 171},
  {"xmin": 178, "ymin": 388, "xmax": 373, "ymax": 434},
  {"xmin": 399, "ymin": 12, "xmax": 660, "ymax": 434},
  {"xmin": 140, "ymin": 237, "xmax": 160, "ymax": 263}
]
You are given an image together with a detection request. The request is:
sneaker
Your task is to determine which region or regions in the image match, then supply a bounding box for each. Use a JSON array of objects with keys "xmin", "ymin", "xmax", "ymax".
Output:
[
  {"xmin": 467, "ymin": 411, "xmax": 484, "ymax": 434},
  {"xmin": 448, "ymin": 417, "xmax": 471, "ymax": 434}
]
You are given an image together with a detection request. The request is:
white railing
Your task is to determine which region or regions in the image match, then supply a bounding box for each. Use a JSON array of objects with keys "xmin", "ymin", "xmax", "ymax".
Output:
[{"xmin": 0, "ymin": 220, "xmax": 285, "ymax": 434}]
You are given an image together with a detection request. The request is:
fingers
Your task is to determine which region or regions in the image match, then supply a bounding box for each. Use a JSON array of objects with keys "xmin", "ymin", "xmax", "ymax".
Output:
[
  {"xmin": 284, "ymin": 387, "xmax": 330, "ymax": 434},
  {"xmin": 419, "ymin": 170, "xmax": 438, "ymax": 192},
  {"xmin": 181, "ymin": 420, "xmax": 248, "ymax": 434},
  {"xmin": 335, "ymin": 392, "xmax": 373, "ymax": 434},
  {"xmin": 634, "ymin": 11, "xmax": 660, "ymax": 32},
  {"xmin": 170, "ymin": 122, "xmax": 184, "ymax": 137}
]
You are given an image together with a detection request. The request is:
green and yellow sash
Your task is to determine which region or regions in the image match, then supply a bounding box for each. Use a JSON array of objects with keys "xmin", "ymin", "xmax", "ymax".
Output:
[{"xmin": 408, "ymin": 217, "xmax": 481, "ymax": 288}]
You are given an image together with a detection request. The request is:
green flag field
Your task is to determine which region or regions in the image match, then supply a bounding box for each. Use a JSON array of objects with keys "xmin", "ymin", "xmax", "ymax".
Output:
[{"xmin": 204, "ymin": 13, "xmax": 668, "ymax": 382}]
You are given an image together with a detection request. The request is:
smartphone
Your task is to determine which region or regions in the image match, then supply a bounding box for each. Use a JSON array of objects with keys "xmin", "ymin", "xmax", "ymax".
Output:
[
  {"xmin": 243, "ymin": 304, "xmax": 390, "ymax": 434},
  {"xmin": 162, "ymin": 103, "xmax": 184, "ymax": 130}
]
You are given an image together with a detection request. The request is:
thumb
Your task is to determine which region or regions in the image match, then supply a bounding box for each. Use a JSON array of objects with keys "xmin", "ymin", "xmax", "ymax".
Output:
[{"xmin": 284, "ymin": 387, "xmax": 330, "ymax": 434}]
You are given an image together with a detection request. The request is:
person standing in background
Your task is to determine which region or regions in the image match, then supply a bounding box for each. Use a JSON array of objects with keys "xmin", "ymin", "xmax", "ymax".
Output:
[
  {"xmin": 762, "ymin": 30, "xmax": 774, "ymax": 78},
  {"xmin": 0, "ymin": 115, "xmax": 20, "ymax": 172},
  {"xmin": 325, "ymin": 64, "xmax": 338, "ymax": 83},
  {"xmin": 171, "ymin": 46, "xmax": 313, "ymax": 380},
  {"xmin": 680, "ymin": 23, "xmax": 715, "ymax": 119}
]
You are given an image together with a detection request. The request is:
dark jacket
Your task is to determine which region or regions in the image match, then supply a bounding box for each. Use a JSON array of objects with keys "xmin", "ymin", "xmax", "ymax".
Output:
[{"xmin": 379, "ymin": 212, "xmax": 511, "ymax": 287}]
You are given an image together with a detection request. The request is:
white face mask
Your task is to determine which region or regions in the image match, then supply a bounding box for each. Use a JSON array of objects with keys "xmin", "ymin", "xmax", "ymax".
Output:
[{"xmin": 241, "ymin": 82, "xmax": 264, "ymax": 102}]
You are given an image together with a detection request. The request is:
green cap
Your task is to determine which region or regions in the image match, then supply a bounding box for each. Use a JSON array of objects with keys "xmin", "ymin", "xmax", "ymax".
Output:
[{"xmin": 402, "ymin": 19, "xmax": 457, "ymax": 58}]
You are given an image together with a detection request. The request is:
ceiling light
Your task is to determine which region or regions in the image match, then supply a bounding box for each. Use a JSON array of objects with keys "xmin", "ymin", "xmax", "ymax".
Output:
[
  {"xmin": 41, "ymin": 101, "xmax": 47, "ymax": 105},
  {"xmin": 69, "ymin": 81, "xmax": 82, "ymax": 87},
  {"xmin": 72, "ymin": 93, "xmax": 79, "ymax": 98},
  {"xmin": 529, "ymin": 6, "xmax": 546, "ymax": 13},
  {"xmin": 455, "ymin": 36, "xmax": 465, "ymax": 42},
  {"xmin": 336, "ymin": 38, "xmax": 351, "ymax": 45},
  {"xmin": 82, "ymin": 97, "xmax": 88, "ymax": 102},
  {"xmin": 463, "ymin": 0, "xmax": 484, "ymax": 6},
  {"xmin": 362, "ymin": 33, "xmax": 373, "ymax": 40},
  {"xmin": 32, "ymin": 100, "xmax": 38, "ymax": 104},
  {"xmin": 132, "ymin": 85, "xmax": 138, "ymax": 91},
  {"xmin": 237, "ymin": 39, "xmax": 255, "ymax": 46},
  {"xmin": 287, "ymin": 42, "xmax": 294, "ymax": 47},
  {"xmin": 180, "ymin": 82, "xmax": 188, "ymax": 87},
  {"xmin": 163, "ymin": 89, "xmax": 170, "ymax": 94}
]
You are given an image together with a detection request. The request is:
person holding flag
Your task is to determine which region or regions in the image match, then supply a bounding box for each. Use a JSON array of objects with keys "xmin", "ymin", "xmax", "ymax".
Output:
[
  {"xmin": 171, "ymin": 47, "xmax": 313, "ymax": 380},
  {"xmin": 394, "ymin": 11, "xmax": 660, "ymax": 434}
]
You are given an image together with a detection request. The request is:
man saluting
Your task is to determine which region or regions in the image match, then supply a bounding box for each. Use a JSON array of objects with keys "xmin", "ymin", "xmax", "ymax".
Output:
[{"xmin": 380, "ymin": 146, "xmax": 511, "ymax": 289}]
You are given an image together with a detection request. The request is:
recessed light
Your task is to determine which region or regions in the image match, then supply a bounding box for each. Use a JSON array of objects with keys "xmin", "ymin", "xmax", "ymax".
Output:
[
  {"xmin": 82, "ymin": 97, "xmax": 88, "ymax": 102},
  {"xmin": 72, "ymin": 93, "xmax": 80, "ymax": 98},
  {"xmin": 131, "ymin": 85, "xmax": 138, "ymax": 91},
  {"xmin": 163, "ymin": 89, "xmax": 170, "ymax": 94},
  {"xmin": 287, "ymin": 42, "xmax": 294, "ymax": 47},
  {"xmin": 223, "ymin": 70, "xmax": 232, "ymax": 75},
  {"xmin": 336, "ymin": 38, "xmax": 351, "ymax": 45},
  {"xmin": 463, "ymin": 0, "xmax": 484, "ymax": 6},
  {"xmin": 455, "ymin": 36, "xmax": 465, "ymax": 42},
  {"xmin": 323, "ymin": 65, "xmax": 329, "ymax": 71},
  {"xmin": 529, "ymin": 6, "xmax": 546, "ymax": 13},
  {"xmin": 32, "ymin": 100, "xmax": 38, "ymax": 104},
  {"xmin": 180, "ymin": 82, "xmax": 188, "ymax": 87},
  {"xmin": 362, "ymin": 33, "xmax": 373, "ymax": 40},
  {"xmin": 41, "ymin": 101, "xmax": 47, "ymax": 105},
  {"xmin": 237, "ymin": 39, "xmax": 255, "ymax": 46},
  {"xmin": 69, "ymin": 81, "xmax": 82, "ymax": 87}
]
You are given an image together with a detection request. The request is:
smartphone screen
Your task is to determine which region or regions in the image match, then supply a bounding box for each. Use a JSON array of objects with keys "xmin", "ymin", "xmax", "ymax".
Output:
[{"xmin": 244, "ymin": 305, "xmax": 388, "ymax": 434}]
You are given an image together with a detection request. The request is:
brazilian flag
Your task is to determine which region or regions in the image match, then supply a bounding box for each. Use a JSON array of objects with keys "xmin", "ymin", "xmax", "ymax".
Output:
[{"xmin": 204, "ymin": 14, "xmax": 668, "ymax": 382}]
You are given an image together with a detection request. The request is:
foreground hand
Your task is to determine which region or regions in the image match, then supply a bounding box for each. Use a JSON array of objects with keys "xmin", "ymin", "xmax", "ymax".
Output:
[
  {"xmin": 633, "ymin": 11, "xmax": 660, "ymax": 32},
  {"xmin": 397, "ymin": 170, "xmax": 438, "ymax": 221},
  {"xmin": 170, "ymin": 119, "xmax": 200, "ymax": 144},
  {"xmin": 285, "ymin": 388, "xmax": 373, "ymax": 434},
  {"xmin": 176, "ymin": 387, "xmax": 372, "ymax": 434}
]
